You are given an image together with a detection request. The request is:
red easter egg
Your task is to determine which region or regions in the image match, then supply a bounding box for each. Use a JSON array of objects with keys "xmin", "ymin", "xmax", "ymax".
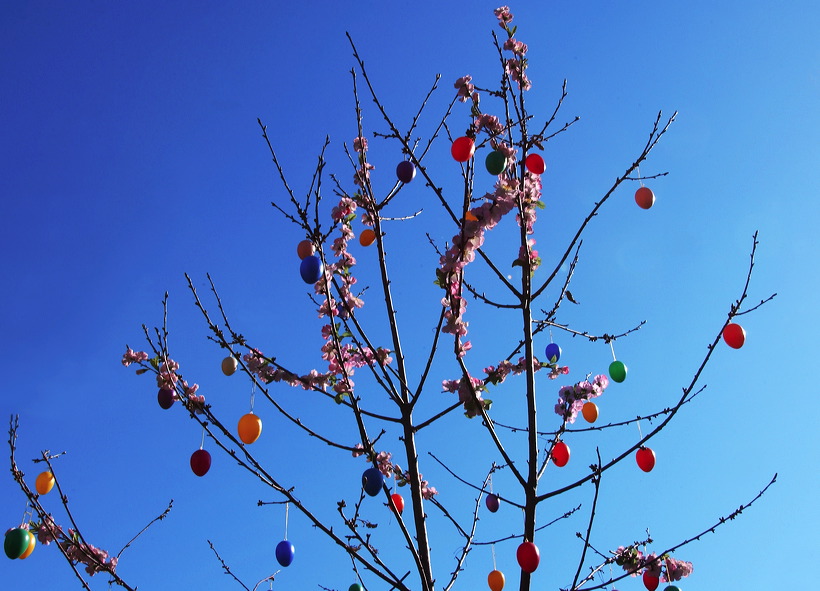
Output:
[
  {"xmin": 451, "ymin": 137, "xmax": 476, "ymax": 162},
  {"xmin": 297, "ymin": 240, "xmax": 315, "ymax": 259},
  {"xmin": 723, "ymin": 323, "xmax": 746, "ymax": 349},
  {"xmin": 643, "ymin": 571, "xmax": 660, "ymax": 591},
  {"xmin": 635, "ymin": 187, "xmax": 655, "ymax": 209},
  {"xmin": 636, "ymin": 447, "xmax": 656, "ymax": 472},
  {"xmin": 582, "ymin": 401, "xmax": 599, "ymax": 423},
  {"xmin": 238, "ymin": 413, "xmax": 262, "ymax": 444},
  {"xmin": 551, "ymin": 441, "xmax": 570, "ymax": 467},
  {"xmin": 516, "ymin": 541, "xmax": 540, "ymax": 573},
  {"xmin": 390, "ymin": 493, "xmax": 405, "ymax": 514},
  {"xmin": 360, "ymin": 229, "xmax": 376, "ymax": 247},
  {"xmin": 190, "ymin": 449, "xmax": 212, "ymax": 477},
  {"xmin": 488, "ymin": 569, "xmax": 505, "ymax": 591},
  {"xmin": 525, "ymin": 153, "xmax": 546, "ymax": 175}
]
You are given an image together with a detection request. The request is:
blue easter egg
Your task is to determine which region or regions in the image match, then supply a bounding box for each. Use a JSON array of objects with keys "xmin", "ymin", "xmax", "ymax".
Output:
[
  {"xmin": 300, "ymin": 255, "xmax": 323, "ymax": 284},
  {"xmin": 544, "ymin": 343, "xmax": 561, "ymax": 364},
  {"xmin": 362, "ymin": 467, "xmax": 384, "ymax": 497},
  {"xmin": 275, "ymin": 540, "xmax": 295, "ymax": 567}
]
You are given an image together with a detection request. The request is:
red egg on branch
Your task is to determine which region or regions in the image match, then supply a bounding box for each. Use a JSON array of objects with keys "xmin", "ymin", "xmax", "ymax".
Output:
[
  {"xmin": 451, "ymin": 137, "xmax": 475, "ymax": 162},
  {"xmin": 516, "ymin": 541, "xmax": 540, "ymax": 573},
  {"xmin": 551, "ymin": 441, "xmax": 570, "ymax": 467},
  {"xmin": 642, "ymin": 571, "xmax": 660, "ymax": 591},
  {"xmin": 723, "ymin": 323, "xmax": 746, "ymax": 349},
  {"xmin": 636, "ymin": 447, "xmax": 656, "ymax": 472},
  {"xmin": 190, "ymin": 449, "xmax": 212, "ymax": 477},
  {"xmin": 635, "ymin": 186, "xmax": 655, "ymax": 209},
  {"xmin": 524, "ymin": 153, "xmax": 546, "ymax": 175}
]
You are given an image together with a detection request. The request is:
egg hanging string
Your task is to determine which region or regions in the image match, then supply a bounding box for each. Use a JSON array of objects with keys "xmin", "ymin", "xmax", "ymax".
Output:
[
  {"xmin": 284, "ymin": 501, "xmax": 289, "ymax": 540},
  {"xmin": 609, "ymin": 341, "xmax": 617, "ymax": 362},
  {"xmin": 249, "ymin": 382, "xmax": 256, "ymax": 414},
  {"xmin": 199, "ymin": 425, "xmax": 206, "ymax": 450}
]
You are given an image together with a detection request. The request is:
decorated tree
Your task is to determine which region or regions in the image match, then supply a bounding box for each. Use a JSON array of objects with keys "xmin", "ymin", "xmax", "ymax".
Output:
[{"xmin": 7, "ymin": 6, "xmax": 776, "ymax": 591}]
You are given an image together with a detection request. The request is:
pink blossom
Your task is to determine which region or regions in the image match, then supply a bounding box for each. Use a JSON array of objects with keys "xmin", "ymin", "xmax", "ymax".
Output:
[
  {"xmin": 665, "ymin": 557, "xmax": 694, "ymax": 581},
  {"xmin": 505, "ymin": 57, "xmax": 532, "ymax": 91},
  {"xmin": 454, "ymin": 75, "xmax": 475, "ymax": 102},
  {"xmin": 494, "ymin": 6, "xmax": 513, "ymax": 26},
  {"xmin": 352, "ymin": 443, "xmax": 364, "ymax": 457},
  {"xmin": 353, "ymin": 136, "xmax": 368, "ymax": 152},
  {"xmin": 474, "ymin": 113, "xmax": 504, "ymax": 135},
  {"xmin": 503, "ymin": 38, "xmax": 528, "ymax": 56},
  {"xmin": 121, "ymin": 348, "xmax": 148, "ymax": 367}
]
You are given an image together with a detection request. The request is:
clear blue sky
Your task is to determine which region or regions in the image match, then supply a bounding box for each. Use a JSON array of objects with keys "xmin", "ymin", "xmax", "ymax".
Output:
[{"xmin": 2, "ymin": 2, "xmax": 817, "ymax": 589}]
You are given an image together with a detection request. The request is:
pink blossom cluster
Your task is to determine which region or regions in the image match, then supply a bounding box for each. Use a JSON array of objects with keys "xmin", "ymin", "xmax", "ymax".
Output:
[
  {"xmin": 442, "ymin": 374, "xmax": 491, "ymax": 418},
  {"xmin": 29, "ymin": 519, "xmax": 117, "ymax": 576},
  {"xmin": 613, "ymin": 546, "xmax": 694, "ymax": 582},
  {"xmin": 157, "ymin": 359, "xmax": 179, "ymax": 389},
  {"xmin": 483, "ymin": 355, "xmax": 568, "ymax": 386},
  {"xmin": 503, "ymin": 37, "xmax": 528, "ymax": 56},
  {"xmin": 474, "ymin": 113, "xmax": 504, "ymax": 136},
  {"xmin": 121, "ymin": 348, "xmax": 148, "ymax": 367},
  {"xmin": 243, "ymin": 348, "xmax": 334, "ymax": 391},
  {"xmin": 494, "ymin": 6, "xmax": 513, "ymax": 26},
  {"xmin": 352, "ymin": 445, "xmax": 438, "ymax": 498},
  {"xmin": 351, "ymin": 136, "xmax": 374, "ymax": 187},
  {"xmin": 454, "ymin": 75, "xmax": 475, "ymax": 102},
  {"xmin": 513, "ymin": 238, "xmax": 541, "ymax": 273},
  {"xmin": 555, "ymin": 374, "xmax": 609, "ymax": 423}
]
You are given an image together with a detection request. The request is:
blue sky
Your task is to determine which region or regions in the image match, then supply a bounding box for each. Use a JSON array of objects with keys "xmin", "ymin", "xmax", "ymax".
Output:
[{"xmin": 1, "ymin": 2, "xmax": 818, "ymax": 589}]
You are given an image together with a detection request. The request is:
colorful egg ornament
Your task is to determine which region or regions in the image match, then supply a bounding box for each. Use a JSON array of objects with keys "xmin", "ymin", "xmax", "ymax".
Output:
[
  {"xmin": 221, "ymin": 356, "xmax": 238, "ymax": 376},
  {"xmin": 488, "ymin": 569, "xmax": 505, "ymax": 591},
  {"xmin": 190, "ymin": 449, "xmax": 212, "ymax": 477},
  {"xmin": 609, "ymin": 360, "xmax": 627, "ymax": 383},
  {"xmin": 723, "ymin": 323, "xmax": 746, "ymax": 349},
  {"xmin": 663, "ymin": 586, "xmax": 682, "ymax": 591},
  {"xmin": 297, "ymin": 240, "xmax": 315, "ymax": 260},
  {"xmin": 485, "ymin": 150, "xmax": 507, "ymax": 175},
  {"xmin": 349, "ymin": 584, "xmax": 364, "ymax": 591},
  {"xmin": 275, "ymin": 540, "xmax": 295, "ymax": 567},
  {"xmin": 636, "ymin": 447, "xmax": 656, "ymax": 473},
  {"xmin": 635, "ymin": 187, "xmax": 655, "ymax": 210},
  {"xmin": 581, "ymin": 401, "xmax": 599, "ymax": 423},
  {"xmin": 18, "ymin": 532, "xmax": 36, "ymax": 559},
  {"xmin": 35, "ymin": 471, "xmax": 55, "ymax": 495},
  {"xmin": 157, "ymin": 388, "xmax": 175, "ymax": 410},
  {"xmin": 237, "ymin": 413, "xmax": 262, "ymax": 444},
  {"xmin": 485, "ymin": 493, "xmax": 500, "ymax": 513},
  {"xmin": 396, "ymin": 160, "xmax": 416, "ymax": 183},
  {"xmin": 362, "ymin": 467, "xmax": 384, "ymax": 497},
  {"xmin": 4, "ymin": 528, "xmax": 31, "ymax": 560},
  {"xmin": 451, "ymin": 136, "xmax": 476, "ymax": 162},
  {"xmin": 390, "ymin": 493, "xmax": 405, "ymax": 514},
  {"xmin": 359, "ymin": 229, "xmax": 376, "ymax": 247},
  {"xmin": 544, "ymin": 343, "xmax": 561, "ymax": 364},
  {"xmin": 551, "ymin": 441, "xmax": 570, "ymax": 467},
  {"xmin": 642, "ymin": 571, "xmax": 660, "ymax": 591},
  {"xmin": 300, "ymin": 255, "xmax": 324, "ymax": 284},
  {"xmin": 524, "ymin": 153, "xmax": 546, "ymax": 175},
  {"xmin": 516, "ymin": 541, "xmax": 540, "ymax": 573}
]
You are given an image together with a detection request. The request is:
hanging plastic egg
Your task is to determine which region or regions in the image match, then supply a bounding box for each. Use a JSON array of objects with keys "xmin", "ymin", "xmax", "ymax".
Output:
[
  {"xmin": 524, "ymin": 153, "xmax": 546, "ymax": 175},
  {"xmin": 190, "ymin": 449, "xmax": 212, "ymax": 477},
  {"xmin": 609, "ymin": 360, "xmax": 627, "ymax": 383},
  {"xmin": 4, "ymin": 528, "xmax": 31, "ymax": 559},
  {"xmin": 390, "ymin": 493, "xmax": 405, "ymax": 514},
  {"xmin": 157, "ymin": 388, "xmax": 175, "ymax": 410},
  {"xmin": 485, "ymin": 493, "xmax": 500, "ymax": 513},
  {"xmin": 551, "ymin": 441, "xmax": 570, "ymax": 467},
  {"xmin": 485, "ymin": 150, "xmax": 507, "ymax": 175},
  {"xmin": 544, "ymin": 343, "xmax": 561, "ymax": 364},
  {"xmin": 275, "ymin": 540, "xmax": 295, "ymax": 567},
  {"xmin": 723, "ymin": 323, "xmax": 746, "ymax": 349},
  {"xmin": 396, "ymin": 160, "xmax": 416, "ymax": 183},
  {"xmin": 35, "ymin": 471, "xmax": 54, "ymax": 495},
  {"xmin": 360, "ymin": 229, "xmax": 376, "ymax": 247},
  {"xmin": 297, "ymin": 240, "xmax": 315, "ymax": 260},
  {"xmin": 237, "ymin": 413, "xmax": 262, "ymax": 444},
  {"xmin": 581, "ymin": 401, "xmax": 599, "ymax": 423},
  {"xmin": 516, "ymin": 541, "xmax": 540, "ymax": 573},
  {"xmin": 488, "ymin": 569, "xmax": 505, "ymax": 591},
  {"xmin": 300, "ymin": 255, "xmax": 323, "ymax": 284},
  {"xmin": 663, "ymin": 586, "xmax": 682, "ymax": 591},
  {"xmin": 362, "ymin": 467, "xmax": 384, "ymax": 497},
  {"xmin": 635, "ymin": 187, "xmax": 655, "ymax": 210},
  {"xmin": 636, "ymin": 447, "xmax": 656, "ymax": 472},
  {"xmin": 18, "ymin": 532, "xmax": 36, "ymax": 559},
  {"xmin": 349, "ymin": 584, "xmax": 364, "ymax": 591},
  {"xmin": 451, "ymin": 137, "xmax": 475, "ymax": 162},
  {"xmin": 642, "ymin": 571, "xmax": 660, "ymax": 591},
  {"xmin": 465, "ymin": 211, "xmax": 479, "ymax": 222},
  {"xmin": 221, "ymin": 356, "xmax": 238, "ymax": 376}
]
